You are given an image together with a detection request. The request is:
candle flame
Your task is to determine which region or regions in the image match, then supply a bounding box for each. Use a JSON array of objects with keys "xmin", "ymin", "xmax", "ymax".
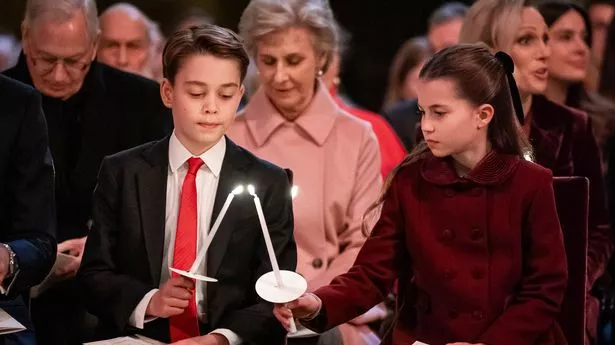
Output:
[
  {"xmin": 247, "ymin": 184, "xmax": 256, "ymax": 196},
  {"xmin": 290, "ymin": 185, "xmax": 299, "ymax": 199},
  {"xmin": 232, "ymin": 185, "xmax": 244, "ymax": 195}
]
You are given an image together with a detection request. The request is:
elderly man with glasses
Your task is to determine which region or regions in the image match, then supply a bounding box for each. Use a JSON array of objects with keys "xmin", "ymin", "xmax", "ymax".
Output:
[{"xmin": 2, "ymin": 0, "xmax": 172, "ymax": 344}]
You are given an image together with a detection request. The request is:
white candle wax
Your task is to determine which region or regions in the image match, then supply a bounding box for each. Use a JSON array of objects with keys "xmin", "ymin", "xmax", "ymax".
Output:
[
  {"xmin": 288, "ymin": 317, "xmax": 297, "ymax": 333},
  {"xmin": 189, "ymin": 185, "xmax": 244, "ymax": 273},
  {"xmin": 247, "ymin": 185, "xmax": 283, "ymax": 286}
]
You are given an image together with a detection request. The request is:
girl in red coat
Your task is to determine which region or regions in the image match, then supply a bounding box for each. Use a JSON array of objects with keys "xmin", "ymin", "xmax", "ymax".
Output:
[{"xmin": 274, "ymin": 44, "xmax": 568, "ymax": 345}]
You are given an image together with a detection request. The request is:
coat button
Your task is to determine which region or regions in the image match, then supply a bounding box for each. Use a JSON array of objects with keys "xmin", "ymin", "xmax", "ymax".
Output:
[
  {"xmin": 470, "ymin": 228, "xmax": 483, "ymax": 240},
  {"xmin": 312, "ymin": 258, "xmax": 323, "ymax": 269},
  {"xmin": 439, "ymin": 229, "xmax": 454, "ymax": 243},
  {"xmin": 444, "ymin": 189, "xmax": 456, "ymax": 197},
  {"xmin": 444, "ymin": 269, "xmax": 457, "ymax": 280},
  {"xmin": 472, "ymin": 269, "xmax": 485, "ymax": 280},
  {"xmin": 449, "ymin": 309, "xmax": 459, "ymax": 319},
  {"xmin": 472, "ymin": 310, "xmax": 484, "ymax": 320},
  {"xmin": 471, "ymin": 188, "xmax": 483, "ymax": 196}
]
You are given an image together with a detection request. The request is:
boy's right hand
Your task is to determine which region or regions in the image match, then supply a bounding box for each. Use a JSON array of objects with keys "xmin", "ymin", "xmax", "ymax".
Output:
[
  {"xmin": 146, "ymin": 276, "xmax": 195, "ymax": 318},
  {"xmin": 273, "ymin": 293, "xmax": 322, "ymax": 330}
]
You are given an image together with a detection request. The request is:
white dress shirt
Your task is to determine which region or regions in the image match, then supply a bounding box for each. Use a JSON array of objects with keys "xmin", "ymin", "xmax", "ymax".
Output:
[{"xmin": 129, "ymin": 132, "xmax": 242, "ymax": 344}]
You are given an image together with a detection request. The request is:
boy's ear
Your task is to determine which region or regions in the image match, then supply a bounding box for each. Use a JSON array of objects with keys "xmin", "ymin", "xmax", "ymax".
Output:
[{"xmin": 160, "ymin": 78, "xmax": 173, "ymax": 108}]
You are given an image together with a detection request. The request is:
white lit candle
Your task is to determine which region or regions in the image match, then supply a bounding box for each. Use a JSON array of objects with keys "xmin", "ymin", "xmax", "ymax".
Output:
[
  {"xmin": 190, "ymin": 185, "xmax": 244, "ymax": 273},
  {"xmin": 248, "ymin": 186, "xmax": 299, "ymax": 332},
  {"xmin": 247, "ymin": 185, "xmax": 283, "ymax": 286}
]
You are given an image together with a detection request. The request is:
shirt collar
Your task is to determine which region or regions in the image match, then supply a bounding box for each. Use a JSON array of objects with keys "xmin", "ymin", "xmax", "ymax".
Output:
[
  {"xmin": 243, "ymin": 80, "xmax": 340, "ymax": 147},
  {"xmin": 168, "ymin": 131, "xmax": 226, "ymax": 177}
]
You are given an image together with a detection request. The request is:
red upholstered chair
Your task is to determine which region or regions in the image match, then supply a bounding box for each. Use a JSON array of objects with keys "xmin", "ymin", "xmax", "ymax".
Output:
[{"xmin": 553, "ymin": 176, "xmax": 589, "ymax": 345}]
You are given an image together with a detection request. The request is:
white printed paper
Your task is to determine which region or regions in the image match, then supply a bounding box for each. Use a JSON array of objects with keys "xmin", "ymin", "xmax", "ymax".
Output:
[{"xmin": 0, "ymin": 308, "xmax": 26, "ymax": 335}]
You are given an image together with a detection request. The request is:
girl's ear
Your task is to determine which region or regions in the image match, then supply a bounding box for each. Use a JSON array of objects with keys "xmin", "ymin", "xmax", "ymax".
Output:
[{"xmin": 475, "ymin": 104, "xmax": 494, "ymax": 129}]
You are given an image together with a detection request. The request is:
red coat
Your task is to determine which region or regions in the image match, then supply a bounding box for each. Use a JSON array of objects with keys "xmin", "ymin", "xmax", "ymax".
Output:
[
  {"xmin": 530, "ymin": 95, "xmax": 612, "ymax": 287},
  {"xmin": 308, "ymin": 151, "xmax": 568, "ymax": 345}
]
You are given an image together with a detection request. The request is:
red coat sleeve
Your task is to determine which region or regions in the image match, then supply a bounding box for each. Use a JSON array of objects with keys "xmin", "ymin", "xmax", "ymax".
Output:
[
  {"xmin": 310, "ymin": 173, "xmax": 409, "ymax": 330},
  {"xmin": 478, "ymin": 173, "xmax": 568, "ymax": 345}
]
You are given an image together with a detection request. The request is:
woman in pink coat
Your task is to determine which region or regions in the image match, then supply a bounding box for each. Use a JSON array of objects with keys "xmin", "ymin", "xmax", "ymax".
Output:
[{"xmin": 227, "ymin": 0, "xmax": 383, "ymax": 344}]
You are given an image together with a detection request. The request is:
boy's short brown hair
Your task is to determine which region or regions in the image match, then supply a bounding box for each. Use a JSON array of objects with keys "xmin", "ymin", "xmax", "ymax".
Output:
[{"xmin": 162, "ymin": 24, "xmax": 250, "ymax": 83}]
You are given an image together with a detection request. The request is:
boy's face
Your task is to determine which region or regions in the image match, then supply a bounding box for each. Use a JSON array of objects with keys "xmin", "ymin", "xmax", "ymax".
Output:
[{"xmin": 161, "ymin": 53, "xmax": 244, "ymax": 154}]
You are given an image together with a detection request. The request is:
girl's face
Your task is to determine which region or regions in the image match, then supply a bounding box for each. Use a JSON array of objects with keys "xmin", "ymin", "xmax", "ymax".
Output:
[
  {"xmin": 509, "ymin": 7, "xmax": 551, "ymax": 96},
  {"xmin": 417, "ymin": 78, "xmax": 492, "ymax": 159}
]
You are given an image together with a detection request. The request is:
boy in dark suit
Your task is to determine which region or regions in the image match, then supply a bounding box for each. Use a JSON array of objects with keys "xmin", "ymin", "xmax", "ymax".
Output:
[{"xmin": 79, "ymin": 25, "xmax": 296, "ymax": 345}]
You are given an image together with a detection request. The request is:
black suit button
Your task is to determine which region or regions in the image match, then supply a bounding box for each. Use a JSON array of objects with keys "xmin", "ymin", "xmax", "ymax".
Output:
[
  {"xmin": 312, "ymin": 258, "xmax": 323, "ymax": 269},
  {"xmin": 444, "ymin": 189, "xmax": 456, "ymax": 197},
  {"xmin": 449, "ymin": 309, "xmax": 459, "ymax": 319}
]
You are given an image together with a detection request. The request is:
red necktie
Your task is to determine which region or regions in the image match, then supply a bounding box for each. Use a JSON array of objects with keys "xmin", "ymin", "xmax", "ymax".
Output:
[{"xmin": 169, "ymin": 157, "xmax": 203, "ymax": 341}]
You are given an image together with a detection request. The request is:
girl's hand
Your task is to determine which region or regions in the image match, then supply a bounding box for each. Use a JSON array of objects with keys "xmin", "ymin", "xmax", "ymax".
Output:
[{"xmin": 272, "ymin": 293, "xmax": 321, "ymax": 330}]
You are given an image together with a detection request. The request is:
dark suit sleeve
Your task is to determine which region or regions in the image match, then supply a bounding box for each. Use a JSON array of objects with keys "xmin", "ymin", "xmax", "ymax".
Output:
[
  {"xmin": 3, "ymin": 89, "xmax": 56, "ymax": 298},
  {"xmin": 217, "ymin": 168, "xmax": 297, "ymax": 343},
  {"xmin": 78, "ymin": 159, "xmax": 152, "ymax": 332},
  {"xmin": 478, "ymin": 173, "xmax": 568, "ymax": 345}
]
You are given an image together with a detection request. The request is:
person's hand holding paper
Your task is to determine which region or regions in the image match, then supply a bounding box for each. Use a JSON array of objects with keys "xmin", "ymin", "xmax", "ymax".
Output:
[{"xmin": 55, "ymin": 236, "xmax": 87, "ymax": 277}]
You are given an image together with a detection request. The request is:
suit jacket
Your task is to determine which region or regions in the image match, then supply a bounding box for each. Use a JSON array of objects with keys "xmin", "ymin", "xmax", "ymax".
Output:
[
  {"xmin": 78, "ymin": 136, "xmax": 296, "ymax": 344},
  {"xmin": 381, "ymin": 99, "xmax": 421, "ymax": 152},
  {"xmin": 3, "ymin": 54, "xmax": 172, "ymax": 242},
  {"xmin": 306, "ymin": 151, "xmax": 568, "ymax": 345},
  {"xmin": 0, "ymin": 74, "xmax": 56, "ymax": 298},
  {"xmin": 530, "ymin": 94, "xmax": 612, "ymax": 287}
]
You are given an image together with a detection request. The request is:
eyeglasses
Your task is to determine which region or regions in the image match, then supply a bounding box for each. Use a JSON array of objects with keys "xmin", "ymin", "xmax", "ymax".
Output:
[{"xmin": 29, "ymin": 55, "xmax": 90, "ymax": 76}]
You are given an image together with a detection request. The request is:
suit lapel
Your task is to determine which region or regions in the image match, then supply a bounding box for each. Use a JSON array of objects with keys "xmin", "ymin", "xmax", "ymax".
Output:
[
  {"xmin": 207, "ymin": 137, "xmax": 251, "ymax": 278},
  {"xmin": 137, "ymin": 138, "xmax": 169, "ymax": 285}
]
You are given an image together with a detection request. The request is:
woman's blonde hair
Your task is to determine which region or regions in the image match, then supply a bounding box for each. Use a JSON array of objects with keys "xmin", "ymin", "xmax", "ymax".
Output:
[
  {"xmin": 459, "ymin": 0, "xmax": 529, "ymax": 52},
  {"xmin": 238, "ymin": 0, "xmax": 338, "ymax": 73}
]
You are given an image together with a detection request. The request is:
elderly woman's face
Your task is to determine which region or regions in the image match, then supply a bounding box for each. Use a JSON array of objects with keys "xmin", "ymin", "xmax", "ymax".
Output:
[{"xmin": 255, "ymin": 26, "xmax": 325, "ymax": 120}]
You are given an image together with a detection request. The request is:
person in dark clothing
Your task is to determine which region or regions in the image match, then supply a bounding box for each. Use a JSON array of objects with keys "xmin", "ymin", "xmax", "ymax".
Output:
[
  {"xmin": 0, "ymin": 73, "xmax": 57, "ymax": 345},
  {"xmin": 3, "ymin": 0, "xmax": 172, "ymax": 343},
  {"xmin": 381, "ymin": 99, "xmax": 421, "ymax": 151}
]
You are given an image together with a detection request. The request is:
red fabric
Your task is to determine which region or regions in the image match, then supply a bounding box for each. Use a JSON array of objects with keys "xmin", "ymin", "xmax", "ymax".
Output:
[
  {"xmin": 333, "ymin": 94, "xmax": 406, "ymax": 177},
  {"xmin": 310, "ymin": 151, "xmax": 568, "ymax": 345},
  {"xmin": 169, "ymin": 157, "xmax": 203, "ymax": 341},
  {"xmin": 552, "ymin": 177, "xmax": 589, "ymax": 345},
  {"xmin": 530, "ymin": 95, "xmax": 612, "ymax": 289}
]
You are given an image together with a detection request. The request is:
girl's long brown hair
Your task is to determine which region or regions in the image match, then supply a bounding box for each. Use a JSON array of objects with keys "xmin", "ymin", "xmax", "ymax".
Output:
[{"xmin": 363, "ymin": 43, "xmax": 530, "ymax": 234}]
